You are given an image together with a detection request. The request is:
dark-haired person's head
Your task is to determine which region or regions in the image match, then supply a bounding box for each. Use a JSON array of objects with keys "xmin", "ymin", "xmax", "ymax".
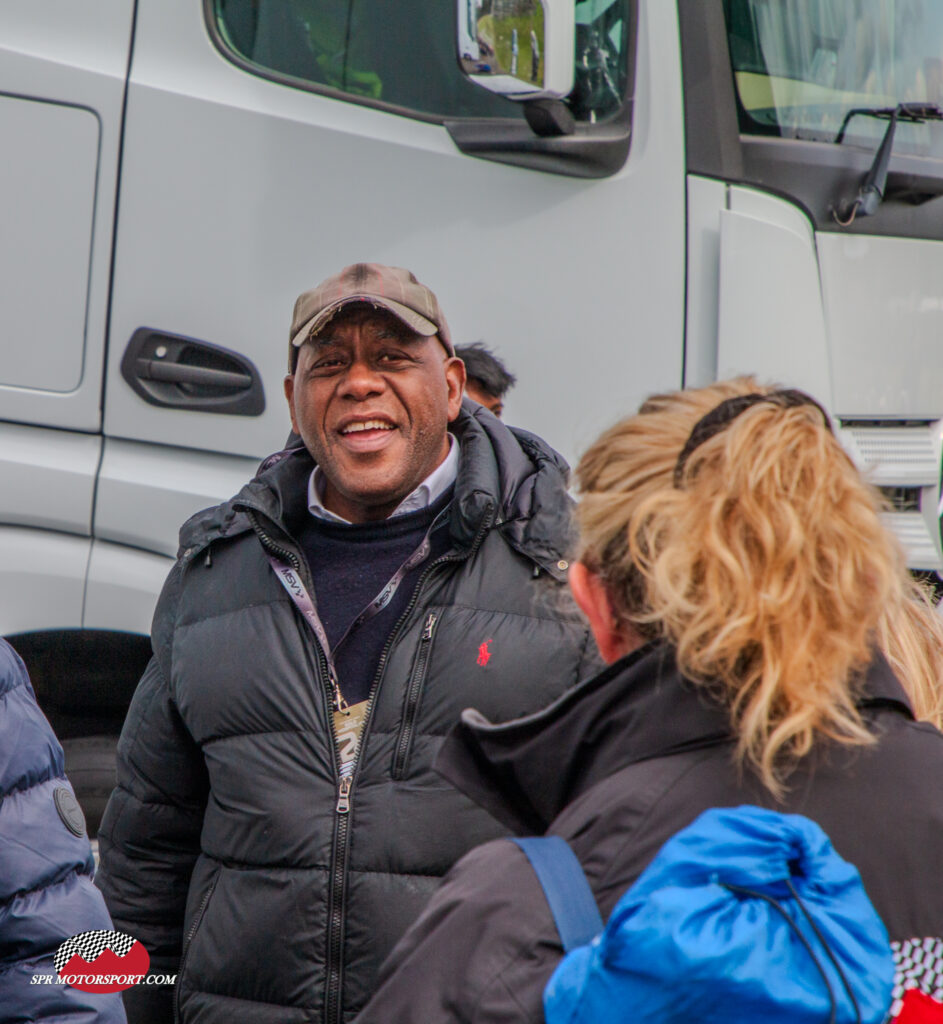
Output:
[
  {"xmin": 455, "ymin": 342, "xmax": 516, "ymax": 417},
  {"xmin": 569, "ymin": 376, "xmax": 943, "ymax": 796}
]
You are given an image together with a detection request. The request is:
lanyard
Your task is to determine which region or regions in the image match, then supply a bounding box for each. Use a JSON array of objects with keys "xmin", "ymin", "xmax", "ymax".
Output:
[{"xmin": 265, "ymin": 507, "xmax": 449, "ymax": 714}]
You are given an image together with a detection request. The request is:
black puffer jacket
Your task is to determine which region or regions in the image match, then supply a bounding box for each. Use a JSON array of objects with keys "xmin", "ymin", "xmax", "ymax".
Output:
[
  {"xmin": 356, "ymin": 642, "xmax": 943, "ymax": 1023},
  {"xmin": 95, "ymin": 404, "xmax": 598, "ymax": 1024}
]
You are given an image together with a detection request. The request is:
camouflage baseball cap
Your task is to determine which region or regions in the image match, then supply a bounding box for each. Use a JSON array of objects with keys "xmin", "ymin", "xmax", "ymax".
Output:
[{"xmin": 289, "ymin": 263, "xmax": 453, "ymax": 368}]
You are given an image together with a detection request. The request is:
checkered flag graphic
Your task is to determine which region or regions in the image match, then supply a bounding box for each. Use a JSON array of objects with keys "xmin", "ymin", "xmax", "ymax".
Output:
[
  {"xmin": 54, "ymin": 930, "xmax": 135, "ymax": 974},
  {"xmin": 891, "ymin": 938, "xmax": 943, "ymax": 1016}
]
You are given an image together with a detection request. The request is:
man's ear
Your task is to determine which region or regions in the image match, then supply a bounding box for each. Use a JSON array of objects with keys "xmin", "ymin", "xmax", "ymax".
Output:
[
  {"xmin": 283, "ymin": 374, "xmax": 300, "ymax": 436},
  {"xmin": 444, "ymin": 356, "xmax": 466, "ymax": 422},
  {"xmin": 569, "ymin": 561, "xmax": 636, "ymax": 664}
]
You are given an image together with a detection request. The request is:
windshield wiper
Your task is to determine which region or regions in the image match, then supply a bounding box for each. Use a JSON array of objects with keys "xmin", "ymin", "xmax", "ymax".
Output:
[{"xmin": 833, "ymin": 102, "xmax": 943, "ymax": 224}]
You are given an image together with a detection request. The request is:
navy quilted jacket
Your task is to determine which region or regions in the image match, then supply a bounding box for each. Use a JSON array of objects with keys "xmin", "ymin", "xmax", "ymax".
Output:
[{"xmin": 0, "ymin": 638, "xmax": 125, "ymax": 1022}]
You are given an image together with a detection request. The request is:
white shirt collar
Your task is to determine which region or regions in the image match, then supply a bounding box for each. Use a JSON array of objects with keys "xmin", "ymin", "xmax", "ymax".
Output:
[{"xmin": 307, "ymin": 434, "xmax": 459, "ymax": 525}]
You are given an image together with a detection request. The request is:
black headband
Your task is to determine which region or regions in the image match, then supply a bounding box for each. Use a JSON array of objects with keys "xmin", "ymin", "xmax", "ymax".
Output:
[{"xmin": 673, "ymin": 390, "xmax": 832, "ymax": 488}]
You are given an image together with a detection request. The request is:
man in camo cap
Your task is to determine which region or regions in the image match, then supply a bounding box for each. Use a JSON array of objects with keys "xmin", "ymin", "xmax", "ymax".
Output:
[{"xmin": 97, "ymin": 262, "xmax": 599, "ymax": 1024}]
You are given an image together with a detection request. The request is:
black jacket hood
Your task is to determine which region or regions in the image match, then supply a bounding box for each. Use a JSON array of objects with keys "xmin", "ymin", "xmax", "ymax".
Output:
[
  {"xmin": 176, "ymin": 399, "xmax": 574, "ymax": 579},
  {"xmin": 435, "ymin": 643, "xmax": 916, "ymax": 835}
]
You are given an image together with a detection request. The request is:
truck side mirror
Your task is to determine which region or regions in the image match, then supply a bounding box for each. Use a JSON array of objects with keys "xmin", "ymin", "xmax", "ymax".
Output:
[{"xmin": 457, "ymin": 0, "xmax": 575, "ymax": 102}]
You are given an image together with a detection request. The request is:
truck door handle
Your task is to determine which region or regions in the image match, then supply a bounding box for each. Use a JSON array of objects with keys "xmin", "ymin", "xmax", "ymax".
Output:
[
  {"xmin": 120, "ymin": 328, "xmax": 265, "ymax": 416},
  {"xmin": 135, "ymin": 358, "xmax": 253, "ymax": 390}
]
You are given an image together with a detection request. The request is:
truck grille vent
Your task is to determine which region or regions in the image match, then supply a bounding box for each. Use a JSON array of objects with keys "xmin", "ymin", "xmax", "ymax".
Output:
[
  {"xmin": 840, "ymin": 425, "xmax": 938, "ymax": 485},
  {"xmin": 881, "ymin": 512, "xmax": 940, "ymax": 569}
]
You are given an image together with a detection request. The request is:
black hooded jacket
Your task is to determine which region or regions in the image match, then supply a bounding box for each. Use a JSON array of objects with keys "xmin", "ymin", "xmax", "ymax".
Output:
[
  {"xmin": 355, "ymin": 642, "xmax": 943, "ymax": 1024},
  {"xmin": 95, "ymin": 404, "xmax": 598, "ymax": 1024}
]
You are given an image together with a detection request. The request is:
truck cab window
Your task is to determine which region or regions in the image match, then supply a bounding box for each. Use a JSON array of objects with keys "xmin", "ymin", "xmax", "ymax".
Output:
[
  {"xmin": 211, "ymin": 0, "xmax": 633, "ymax": 126},
  {"xmin": 725, "ymin": 0, "xmax": 943, "ymax": 157}
]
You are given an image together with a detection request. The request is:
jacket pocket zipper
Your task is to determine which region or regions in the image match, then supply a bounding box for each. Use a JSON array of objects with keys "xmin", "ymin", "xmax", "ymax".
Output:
[
  {"xmin": 174, "ymin": 872, "xmax": 219, "ymax": 1024},
  {"xmin": 391, "ymin": 612, "xmax": 439, "ymax": 780}
]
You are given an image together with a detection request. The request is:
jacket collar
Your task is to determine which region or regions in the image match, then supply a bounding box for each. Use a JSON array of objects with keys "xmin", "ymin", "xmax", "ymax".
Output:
[
  {"xmin": 435, "ymin": 643, "xmax": 915, "ymax": 835},
  {"xmin": 176, "ymin": 399, "xmax": 574, "ymax": 577}
]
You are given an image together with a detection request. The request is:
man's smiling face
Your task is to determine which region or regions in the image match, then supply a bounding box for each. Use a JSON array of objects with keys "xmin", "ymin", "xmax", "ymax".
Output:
[{"xmin": 284, "ymin": 306, "xmax": 465, "ymax": 523}]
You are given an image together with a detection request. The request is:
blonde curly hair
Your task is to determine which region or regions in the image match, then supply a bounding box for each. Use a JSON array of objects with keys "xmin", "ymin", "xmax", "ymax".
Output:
[{"xmin": 575, "ymin": 377, "xmax": 943, "ymax": 797}]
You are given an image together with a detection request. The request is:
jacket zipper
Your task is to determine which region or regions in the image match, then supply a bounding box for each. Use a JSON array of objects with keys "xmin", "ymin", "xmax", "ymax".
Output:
[
  {"xmin": 322, "ymin": 552, "xmax": 458, "ymax": 1024},
  {"xmin": 391, "ymin": 612, "xmax": 439, "ymax": 780},
  {"xmin": 174, "ymin": 874, "xmax": 219, "ymax": 1024},
  {"xmin": 245, "ymin": 509, "xmax": 304, "ymax": 577},
  {"xmin": 323, "ymin": 506, "xmax": 494, "ymax": 1024},
  {"xmin": 245, "ymin": 509, "xmax": 349, "ymax": 1024},
  {"xmin": 325, "ymin": 773, "xmax": 353, "ymax": 1024}
]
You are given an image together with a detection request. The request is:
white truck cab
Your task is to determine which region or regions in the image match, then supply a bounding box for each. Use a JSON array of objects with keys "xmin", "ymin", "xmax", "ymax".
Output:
[{"xmin": 3, "ymin": 0, "xmax": 943, "ymax": 830}]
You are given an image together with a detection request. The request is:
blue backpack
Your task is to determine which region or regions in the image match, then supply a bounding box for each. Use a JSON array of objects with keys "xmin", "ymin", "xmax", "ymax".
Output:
[{"xmin": 512, "ymin": 805, "xmax": 894, "ymax": 1024}]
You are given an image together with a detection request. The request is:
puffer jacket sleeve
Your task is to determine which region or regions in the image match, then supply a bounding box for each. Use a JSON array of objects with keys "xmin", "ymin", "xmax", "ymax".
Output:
[
  {"xmin": 0, "ymin": 639, "xmax": 126, "ymax": 1022},
  {"xmin": 96, "ymin": 562, "xmax": 209, "ymax": 1023}
]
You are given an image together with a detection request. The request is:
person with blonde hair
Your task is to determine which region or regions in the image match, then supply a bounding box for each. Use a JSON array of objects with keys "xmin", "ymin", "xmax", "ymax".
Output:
[{"xmin": 354, "ymin": 377, "xmax": 943, "ymax": 1024}]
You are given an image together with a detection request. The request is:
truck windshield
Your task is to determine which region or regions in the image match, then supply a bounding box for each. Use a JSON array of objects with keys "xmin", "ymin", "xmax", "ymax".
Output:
[{"xmin": 725, "ymin": 0, "xmax": 943, "ymax": 156}]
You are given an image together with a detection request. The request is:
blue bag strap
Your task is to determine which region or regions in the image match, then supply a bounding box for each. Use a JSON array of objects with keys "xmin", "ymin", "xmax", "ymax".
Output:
[{"xmin": 510, "ymin": 836, "xmax": 604, "ymax": 952}]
